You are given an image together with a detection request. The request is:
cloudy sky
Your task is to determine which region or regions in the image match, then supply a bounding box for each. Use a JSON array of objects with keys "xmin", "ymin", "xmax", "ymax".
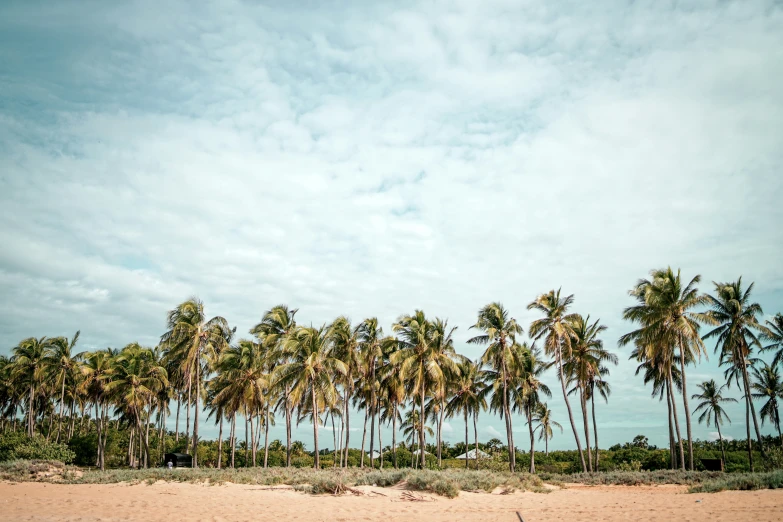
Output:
[{"xmin": 1, "ymin": 0, "xmax": 782, "ymax": 450}]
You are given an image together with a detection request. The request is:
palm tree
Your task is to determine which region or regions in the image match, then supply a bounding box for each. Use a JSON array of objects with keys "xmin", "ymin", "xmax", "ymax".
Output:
[
  {"xmin": 532, "ymin": 402, "xmax": 562, "ymax": 456},
  {"xmin": 356, "ymin": 318, "xmax": 386, "ymax": 468},
  {"xmin": 47, "ymin": 331, "xmax": 82, "ymax": 443},
  {"xmin": 528, "ymin": 289, "xmax": 588, "ymax": 472},
  {"xmin": 587, "ymin": 376, "xmax": 611, "ymax": 470},
  {"xmin": 252, "ymin": 305, "xmax": 297, "ymax": 466},
  {"xmin": 378, "ymin": 338, "xmax": 405, "ymax": 468},
  {"xmin": 762, "ymin": 313, "xmax": 783, "ymax": 368},
  {"xmin": 161, "ymin": 298, "xmax": 233, "ymax": 467},
  {"xmin": 392, "ymin": 311, "xmax": 458, "ymax": 468},
  {"xmin": 274, "ymin": 325, "xmax": 347, "ymax": 468},
  {"xmin": 751, "ymin": 363, "xmax": 783, "ymax": 447},
  {"xmin": 512, "ymin": 343, "xmax": 550, "ymax": 473},
  {"xmin": 12, "ymin": 336, "xmax": 55, "ymax": 436},
  {"xmin": 566, "ymin": 314, "xmax": 616, "ymax": 472},
  {"xmin": 328, "ymin": 316, "xmax": 360, "ymax": 468},
  {"xmin": 468, "ymin": 302, "xmax": 523, "ymax": 472},
  {"xmin": 692, "ymin": 379, "xmax": 736, "ymax": 465},
  {"xmin": 620, "ymin": 268, "xmax": 707, "ymax": 470},
  {"xmin": 699, "ymin": 278, "xmax": 768, "ymax": 465},
  {"xmin": 401, "ymin": 408, "xmax": 433, "ymax": 468},
  {"xmin": 445, "ymin": 359, "xmax": 489, "ymax": 469},
  {"xmin": 104, "ymin": 344, "xmax": 168, "ymax": 468},
  {"xmin": 80, "ymin": 349, "xmax": 115, "ymax": 470}
]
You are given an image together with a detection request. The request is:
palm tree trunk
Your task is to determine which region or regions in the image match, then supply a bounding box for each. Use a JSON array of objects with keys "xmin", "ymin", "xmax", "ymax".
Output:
[
  {"xmin": 745, "ymin": 388, "xmax": 754, "ymax": 472},
  {"xmin": 56, "ymin": 376, "xmax": 66, "ymax": 442},
  {"xmin": 591, "ymin": 388, "xmax": 599, "ymax": 470},
  {"xmin": 473, "ymin": 412, "xmax": 479, "ymax": 470},
  {"xmin": 437, "ymin": 403, "xmax": 444, "ymax": 468},
  {"xmin": 678, "ymin": 338, "xmax": 695, "ymax": 470},
  {"xmin": 666, "ymin": 380, "xmax": 675, "ymax": 469},
  {"xmin": 95, "ymin": 403, "xmax": 102, "ymax": 468},
  {"xmin": 667, "ymin": 370, "xmax": 686, "ymax": 470},
  {"xmin": 230, "ymin": 413, "xmax": 236, "ymax": 468},
  {"xmin": 331, "ymin": 412, "xmax": 338, "ymax": 468},
  {"xmin": 68, "ymin": 402, "xmax": 76, "ymax": 440},
  {"xmin": 343, "ymin": 387, "xmax": 351, "ymax": 468},
  {"xmin": 250, "ymin": 408, "xmax": 256, "ymax": 467},
  {"xmin": 193, "ymin": 359, "xmax": 200, "ymax": 468},
  {"xmin": 285, "ymin": 388, "xmax": 292, "ymax": 467},
  {"xmin": 420, "ymin": 376, "xmax": 426, "ymax": 468},
  {"xmin": 716, "ymin": 419, "xmax": 727, "ymax": 468},
  {"xmin": 217, "ymin": 414, "xmax": 224, "ymax": 469},
  {"xmin": 741, "ymin": 359, "xmax": 765, "ymax": 456},
  {"xmin": 464, "ymin": 409, "xmax": 469, "ymax": 469},
  {"xmin": 312, "ymin": 382, "xmax": 320, "ymax": 469},
  {"xmin": 392, "ymin": 406, "xmax": 398, "ymax": 469},
  {"xmin": 580, "ymin": 386, "xmax": 593, "ymax": 472},
  {"xmin": 369, "ymin": 405, "xmax": 376, "ymax": 468},
  {"xmin": 501, "ymin": 366, "xmax": 514, "ymax": 472},
  {"xmin": 527, "ymin": 405, "xmax": 536, "ymax": 474},
  {"xmin": 28, "ymin": 383, "xmax": 35, "ymax": 437},
  {"xmin": 175, "ymin": 395, "xmax": 181, "ymax": 442},
  {"xmin": 244, "ymin": 411, "xmax": 249, "ymax": 468},
  {"xmin": 264, "ymin": 404, "xmax": 270, "ymax": 468},
  {"xmin": 186, "ymin": 380, "xmax": 191, "ymax": 448},
  {"xmin": 557, "ymin": 346, "xmax": 587, "ymax": 472},
  {"xmin": 378, "ymin": 416, "xmax": 383, "ymax": 469},
  {"xmin": 359, "ymin": 408, "xmax": 369, "ymax": 467},
  {"xmin": 128, "ymin": 425, "xmax": 135, "ymax": 468}
]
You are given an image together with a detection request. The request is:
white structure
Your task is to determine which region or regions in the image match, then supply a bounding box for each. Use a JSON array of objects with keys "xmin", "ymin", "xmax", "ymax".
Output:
[
  {"xmin": 454, "ymin": 449, "xmax": 491, "ymax": 460},
  {"xmin": 411, "ymin": 449, "xmax": 431, "ymax": 456}
]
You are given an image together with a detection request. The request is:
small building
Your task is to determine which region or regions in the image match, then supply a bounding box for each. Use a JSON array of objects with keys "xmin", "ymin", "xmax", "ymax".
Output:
[
  {"xmin": 454, "ymin": 449, "xmax": 491, "ymax": 460},
  {"xmin": 164, "ymin": 453, "xmax": 193, "ymax": 468}
]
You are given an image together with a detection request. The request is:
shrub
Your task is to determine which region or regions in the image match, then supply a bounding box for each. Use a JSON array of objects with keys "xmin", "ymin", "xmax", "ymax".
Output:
[{"xmin": 0, "ymin": 433, "xmax": 76, "ymax": 464}]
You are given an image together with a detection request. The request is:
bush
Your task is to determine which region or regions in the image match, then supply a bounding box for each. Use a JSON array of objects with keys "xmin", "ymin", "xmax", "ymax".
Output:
[
  {"xmin": 689, "ymin": 471, "xmax": 783, "ymax": 493},
  {"xmin": 0, "ymin": 433, "xmax": 76, "ymax": 464}
]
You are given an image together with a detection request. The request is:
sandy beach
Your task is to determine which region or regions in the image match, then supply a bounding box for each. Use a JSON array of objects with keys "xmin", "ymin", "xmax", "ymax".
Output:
[{"xmin": 1, "ymin": 481, "xmax": 782, "ymax": 522}]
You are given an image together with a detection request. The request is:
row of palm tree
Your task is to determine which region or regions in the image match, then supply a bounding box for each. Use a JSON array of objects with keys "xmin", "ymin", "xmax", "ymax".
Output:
[{"xmin": 2, "ymin": 268, "xmax": 782, "ymax": 474}]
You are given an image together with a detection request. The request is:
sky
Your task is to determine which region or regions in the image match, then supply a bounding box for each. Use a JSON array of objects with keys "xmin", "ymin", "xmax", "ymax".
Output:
[{"xmin": 1, "ymin": 0, "xmax": 782, "ymax": 451}]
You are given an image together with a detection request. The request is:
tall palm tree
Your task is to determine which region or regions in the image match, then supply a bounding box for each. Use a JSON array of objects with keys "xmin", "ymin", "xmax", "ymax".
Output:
[
  {"xmin": 327, "ymin": 316, "xmax": 360, "ymax": 468},
  {"xmin": 47, "ymin": 331, "xmax": 82, "ymax": 443},
  {"xmin": 392, "ymin": 311, "xmax": 458, "ymax": 468},
  {"xmin": 445, "ymin": 359, "xmax": 489, "ymax": 469},
  {"xmin": 12, "ymin": 336, "xmax": 55, "ymax": 436},
  {"xmin": 252, "ymin": 305, "xmax": 297, "ymax": 466},
  {"xmin": 104, "ymin": 344, "xmax": 168, "ymax": 468},
  {"xmin": 532, "ymin": 402, "xmax": 562, "ymax": 456},
  {"xmin": 692, "ymin": 379, "xmax": 736, "ymax": 465},
  {"xmin": 161, "ymin": 298, "xmax": 233, "ymax": 467},
  {"xmin": 80, "ymin": 349, "xmax": 115, "ymax": 470},
  {"xmin": 751, "ymin": 363, "xmax": 783, "ymax": 447},
  {"xmin": 515, "ymin": 343, "xmax": 550, "ymax": 473},
  {"xmin": 699, "ymin": 278, "xmax": 768, "ymax": 464},
  {"xmin": 566, "ymin": 314, "xmax": 616, "ymax": 472},
  {"xmin": 356, "ymin": 318, "xmax": 386, "ymax": 468},
  {"xmin": 528, "ymin": 289, "xmax": 588, "ymax": 472},
  {"xmin": 620, "ymin": 268, "xmax": 707, "ymax": 470},
  {"xmin": 468, "ymin": 302, "xmax": 523, "ymax": 472},
  {"xmin": 378, "ymin": 338, "xmax": 405, "ymax": 468},
  {"xmin": 401, "ymin": 408, "xmax": 433, "ymax": 468},
  {"xmin": 587, "ymin": 376, "xmax": 611, "ymax": 470},
  {"xmin": 274, "ymin": 325, "xmax": 347, "ymax": 468}
]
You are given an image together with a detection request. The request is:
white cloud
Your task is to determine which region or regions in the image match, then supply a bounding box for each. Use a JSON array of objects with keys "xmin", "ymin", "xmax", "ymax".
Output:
[
  {"xmin": 441, "ymin": 422, "xmax": 453, "ymax": 434},
  {"xmin": 483, "ymin": 426, "xmax": 503, "ymax": 439},
  {"xmin": 708, "ymin": 432, "xmax": 734, "ymax": 442}
]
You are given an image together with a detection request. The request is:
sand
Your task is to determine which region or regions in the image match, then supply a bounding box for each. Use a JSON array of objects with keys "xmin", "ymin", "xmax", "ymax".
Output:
[{"xmin": 1, "ymin": 481, "xmax": 782, "ymax": 522}]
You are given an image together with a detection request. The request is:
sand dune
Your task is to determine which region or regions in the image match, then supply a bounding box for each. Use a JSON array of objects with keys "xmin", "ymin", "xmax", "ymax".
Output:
[{"xmin": 1, "ymin": 481, "xmax": 782, "ymax": 521}]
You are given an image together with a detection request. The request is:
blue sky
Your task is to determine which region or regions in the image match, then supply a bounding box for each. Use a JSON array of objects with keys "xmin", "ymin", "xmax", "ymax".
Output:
[{"xmin": 1, "ymin": 0, "xmax": 782, "ymax": 451}]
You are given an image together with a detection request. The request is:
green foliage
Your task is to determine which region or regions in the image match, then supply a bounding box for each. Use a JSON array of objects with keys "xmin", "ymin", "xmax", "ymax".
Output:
[
  {"xmin": 689, "ymin": 471, "xmax": 783, "ymax": 493},
  {"xmin": 0, "ymin": 433, "xmax": 75, "ymax": 464}
]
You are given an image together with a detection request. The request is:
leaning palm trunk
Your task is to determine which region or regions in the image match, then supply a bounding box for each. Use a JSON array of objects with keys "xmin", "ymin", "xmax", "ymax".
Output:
[
  {"xmin": 392, "ymin": 406, "xmax": 398, "ymax": 469},
  {"xmin": 678, "ymin": 338, "xmax": 695, "ymax": 470},
  {"xmin": 579, "ymin": 387, "xmax": 593, "ymax": 472},
  {"xmin": 667, "ymin": 370, "xmax": 686, "ymax": 470},
  {"xmin": 185, "ymin": 380, "xmax": 191, "ymax": 448},
  {"xmin": 501, "ymin": 364, "xmax": 515, "ymax": 472},
  {"xmin": 557, "ymin": 344, "xmax": 587, "ymax": 472},
  {"xmin": 437, "ymin": 403, "xmax": 445, "ymax": 467},
  {"xmin": 175, "ymin": 395, "xmax": 180, "ymax": 441},
  {"xmin": 331, "ymin": 413, "xmax": 338, "ymax": 468},
  {"xmin": 741, "ymin": 357, "xmax": 765, "ymax": 456},
  {"xmin": 28, "ymin": 383, "xmax": 35, "ymax": 437},
  {"xmin": 716, "ymin": 417, "xmax": 727, "ymax": 466},
  {"xmin": 666, "ymin": 380, "xmax": 675, "ymax": 469},
  {"xmin": 744, "ymin": 388, "xmax": 754, "ymax": 472},
  {"xmin": 378, "ymin": 417, "xmax": 383, "ymax": 469},
  {"xmin": 230, "ymin": 413, "xmax": 236, "ymax": 468},
  {"xmin": 369, "ymin": 406, "xmax": 376, "ymax": 469},
  {"xmin": 343, "ymin": 388, "xmax": 351, "ymax": 467},
  {"xmin": 250, "ymin": 410, "xmax": 256, "ymax": 467},
  {"xmin": 193, "ymin": 359, "xmax": 201, "ymax": 467}
]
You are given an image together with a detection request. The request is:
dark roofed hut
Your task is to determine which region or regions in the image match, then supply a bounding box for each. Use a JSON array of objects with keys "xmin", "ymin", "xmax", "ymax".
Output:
[{"xmin": 164, "ymin": 453, "xmax": 193, "ymax": 468}]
